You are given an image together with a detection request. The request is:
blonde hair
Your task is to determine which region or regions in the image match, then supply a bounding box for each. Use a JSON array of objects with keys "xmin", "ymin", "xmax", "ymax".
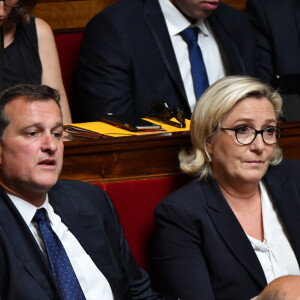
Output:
[{"xmin": 180, "ymin": 75, "xmax": 283, "ymax": 180}]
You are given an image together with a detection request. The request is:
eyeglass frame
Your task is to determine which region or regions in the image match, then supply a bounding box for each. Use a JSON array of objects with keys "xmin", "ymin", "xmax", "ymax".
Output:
[
  {"xmin": 1, "ymin": 0, "xmax": 23, "ymax": 8},
  {"xmin": 220, "ymin": 126, "xmax": 283, "ymax": 145}
]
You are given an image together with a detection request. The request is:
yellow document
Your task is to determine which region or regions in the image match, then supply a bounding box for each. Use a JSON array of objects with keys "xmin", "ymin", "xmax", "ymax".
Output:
[{"xmin": 65, "ymin": 118, "xmax": 190, "ymax": 138}]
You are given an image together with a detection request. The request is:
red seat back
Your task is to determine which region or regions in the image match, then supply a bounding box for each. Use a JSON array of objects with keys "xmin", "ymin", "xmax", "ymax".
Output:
[
  {"xmin": 54, "ymin": 32, "xmax": 83, "ymax": 101},
  {"xmin": 96, "ymin": 176, "xmax": 187, "ymax": 270}
]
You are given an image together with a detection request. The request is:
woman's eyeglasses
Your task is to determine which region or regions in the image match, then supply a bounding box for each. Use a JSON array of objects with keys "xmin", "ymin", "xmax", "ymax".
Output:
[
  {"xmin": 1, "ymin": 0, "xmax": 23, "ymax": 8},
  {"xmin": 146, "ymin": 100, "xmax": 186, "ymax": 128},
  {"xmin": 221, "ymin": 126, "xmax": 283, "ymax": 145}
]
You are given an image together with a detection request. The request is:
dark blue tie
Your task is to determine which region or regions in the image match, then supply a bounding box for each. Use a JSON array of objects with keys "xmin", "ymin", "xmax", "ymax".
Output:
[
  {"xmin": 180, "ymin": 27, "xmax": 209, "ymax": 100},
  {"xmin": 33, "ymin": 208, "xmax": 86, "ymax": 300}
]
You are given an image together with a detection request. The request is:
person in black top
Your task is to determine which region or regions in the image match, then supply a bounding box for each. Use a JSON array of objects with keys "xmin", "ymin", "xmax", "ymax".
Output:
[{"xmin": 0, "ymin": 0, "xmax": 72, "ymax": 123}]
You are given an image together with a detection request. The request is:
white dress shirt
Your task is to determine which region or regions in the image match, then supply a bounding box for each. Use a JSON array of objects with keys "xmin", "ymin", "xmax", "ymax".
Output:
[
  {"xmin": 247, "ymin": 182, "xmax": 300, "ymax": 284},
  {"xmin": 8, "ymin": 193, "xmax": 114, "ymax": 300},
  {"xmin": 159, "ymin": 0, "xmax": 226, "ymax": 111}
]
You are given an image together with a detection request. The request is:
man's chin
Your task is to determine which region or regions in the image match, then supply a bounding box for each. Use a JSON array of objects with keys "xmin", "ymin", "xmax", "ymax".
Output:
[
  {"xmin": 35, "ymin": 180, "xmax": 58, "ymax": 191},
  {"xmin": 29, "ymin": 177, "xmax": 59, "ymax": 195},
  {"xmin": 191, "ymin": 8, "xmax": 216, "ymax": 20}
]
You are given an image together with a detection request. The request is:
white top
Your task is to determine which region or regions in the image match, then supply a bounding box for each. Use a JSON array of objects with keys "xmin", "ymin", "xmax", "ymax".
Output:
[
  {"xmin": 247, "ymin": 182, "xmax": 300, "ymax": 284},
  {"xmin": 158, "ymin": 0, "xmax": 226, "ymax": 111},
  {"xmin": 9, "ymin": 193, "xmax": 114, "ymax": 300}
]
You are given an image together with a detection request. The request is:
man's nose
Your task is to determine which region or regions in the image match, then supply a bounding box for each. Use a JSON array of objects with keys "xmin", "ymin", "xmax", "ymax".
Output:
[{"xmin": 41, "ymin": 134, "xmax": 58, "ymax": 153}]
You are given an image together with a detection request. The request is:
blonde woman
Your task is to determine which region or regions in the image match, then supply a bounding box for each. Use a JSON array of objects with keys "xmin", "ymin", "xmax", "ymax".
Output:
[{"xmin": 152, "ymin": 76, "xmax": 300, "ymax": 299}]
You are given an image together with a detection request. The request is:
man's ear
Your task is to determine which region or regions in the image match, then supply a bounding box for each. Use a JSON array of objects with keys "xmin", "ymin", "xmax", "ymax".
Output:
[{"xmin": 206, "ymin": 137, "xmax": 213, "ymax": 155}]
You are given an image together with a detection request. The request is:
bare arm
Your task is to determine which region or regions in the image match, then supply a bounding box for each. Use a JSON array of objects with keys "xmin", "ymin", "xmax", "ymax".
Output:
[{"xmin": 35, "ymin": 18, "xmax": 72, "ymax": 124}]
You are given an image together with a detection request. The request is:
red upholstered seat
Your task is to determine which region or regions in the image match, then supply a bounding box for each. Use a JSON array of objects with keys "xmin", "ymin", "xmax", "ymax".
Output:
[
  {"xmin": 54, "ymin": 32, "xmax": 83, "ymax": 101},
  {"xmin": 96, "ymin": 176, "xmax": 187, "ymax": 270}
]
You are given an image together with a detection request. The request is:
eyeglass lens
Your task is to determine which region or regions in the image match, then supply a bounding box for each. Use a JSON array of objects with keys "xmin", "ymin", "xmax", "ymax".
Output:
[{"xmin": 236, "ymin": 126, "xmax": 281, "ymax": 145}]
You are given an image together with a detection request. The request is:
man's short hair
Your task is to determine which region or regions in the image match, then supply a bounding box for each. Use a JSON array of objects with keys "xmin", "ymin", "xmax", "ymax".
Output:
[{"xmin": 0, "ymin": 84, "xmax": 61, "ymax": 139}]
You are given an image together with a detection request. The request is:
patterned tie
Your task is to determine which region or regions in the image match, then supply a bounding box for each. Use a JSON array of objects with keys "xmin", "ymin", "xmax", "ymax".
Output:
[
  {"xmin": 33, "ymin": 208, "xmax": 86, "ymax": 300},
  {"xmin": 180, "ymin": 27, "xmax": 209, "ymax": 100}
]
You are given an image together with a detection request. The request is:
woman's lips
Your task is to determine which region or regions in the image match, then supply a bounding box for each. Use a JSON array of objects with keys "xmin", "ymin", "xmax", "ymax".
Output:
[{"xmin": 246, "ymin": 161, "xmax": 264, "ymax": 165}]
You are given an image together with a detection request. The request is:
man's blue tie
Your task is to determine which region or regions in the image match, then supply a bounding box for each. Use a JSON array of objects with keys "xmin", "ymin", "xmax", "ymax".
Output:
[
  {"xmin": 180, "ymin": 27, "xmax": 209, "ymax": 100},
  {"xmin": 33, "ymin": 208, "xmax": 86, "ymax": 300}
]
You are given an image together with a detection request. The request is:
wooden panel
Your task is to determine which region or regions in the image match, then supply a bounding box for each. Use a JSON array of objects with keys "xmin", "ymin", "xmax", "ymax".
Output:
[
  {"xmin": 60, "ymin": 122, "xmax": 300, "ymax": 184},
  {"xmin": 277, "ymin": 122, "xmax": 300, "ymax": 160},
  {"xmin": 32, "ymin": 0, "xmax": 117, "ymax": 32},
  {"xmin": 60, "ymin": 132, "xmax": 191, "ymax": 183},
  {"xmin": 32, "ymin": 0, "xmax": 247, "ymax": 32}
]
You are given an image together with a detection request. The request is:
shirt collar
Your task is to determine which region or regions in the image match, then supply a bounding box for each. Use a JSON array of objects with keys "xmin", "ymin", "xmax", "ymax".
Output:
[
  {"xmin": 8, "ymin": 192, "xmax": 51, "ymax": 226},
  {"xmin": 158, "ymin": 0, "xmax": 209, "ymax": 36}
]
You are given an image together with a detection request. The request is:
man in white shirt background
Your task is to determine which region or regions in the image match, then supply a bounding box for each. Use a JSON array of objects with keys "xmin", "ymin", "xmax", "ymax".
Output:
[{"xmin": 75, "ymin": 0, "xmax": 255, "ymax": 121}]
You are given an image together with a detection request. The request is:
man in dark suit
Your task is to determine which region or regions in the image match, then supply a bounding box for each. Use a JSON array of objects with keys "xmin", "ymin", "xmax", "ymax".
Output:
[
  {"xmin": 0, "ymin": 84, "xmax": 160, "ymax": 300},
  {"xmin": 75, "ymin": 0, "xmax": 255, "ymax": 121},
  {"xmin": 246, "ymin": 0, "xmax": 300, "ymax": 121},
  {"xmin": 246, "ymin": 0, "xmax": 300, "ymax": 82}
]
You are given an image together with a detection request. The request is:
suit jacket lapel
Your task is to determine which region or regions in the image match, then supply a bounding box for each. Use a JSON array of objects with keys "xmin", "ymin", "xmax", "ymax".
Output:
[
  {"xmin": 0, "ymin": 188, "xmax": 62, "ymax": 299},
  {"xmin": 208, "ymin": 8, "xmax": 246, "ymax": 75},
  {"xmin": 203, "ymin": 179, "xmax": 267, "ymax": 289},
  {"xmin": 264, "ymin": 166, "xmax": 300, "ymax": 264},
  {"xmin": 142, "ymin": 0, "xmax": 189, "ymax": 107}
]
